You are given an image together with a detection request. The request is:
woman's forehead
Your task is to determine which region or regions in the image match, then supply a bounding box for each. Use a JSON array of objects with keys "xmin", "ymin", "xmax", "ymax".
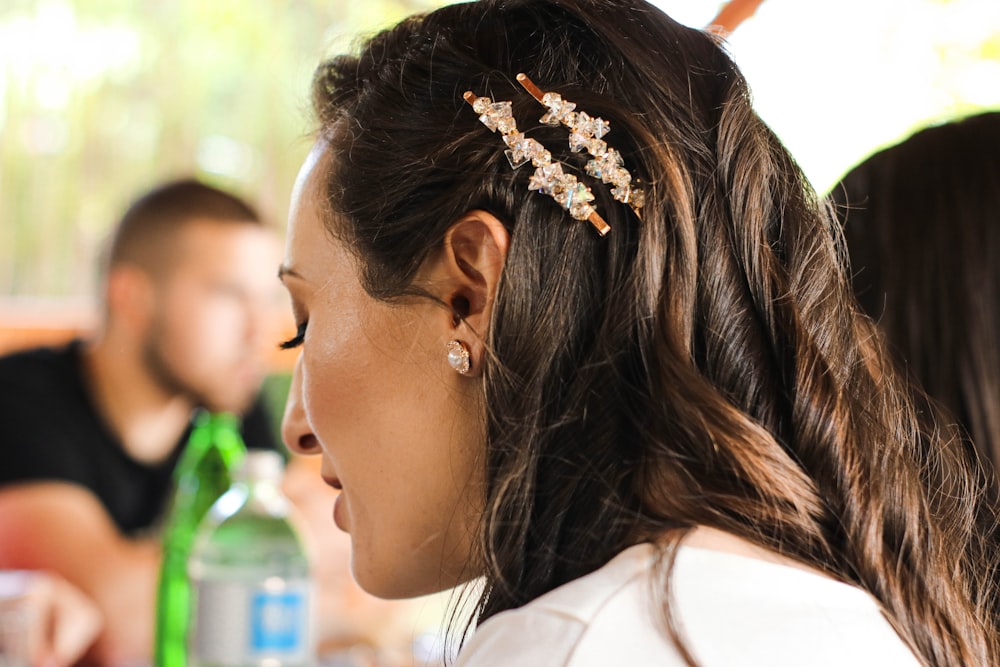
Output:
[{"xmin": 291, "ymin": 141, "xmax": 331, "ymax": 211}]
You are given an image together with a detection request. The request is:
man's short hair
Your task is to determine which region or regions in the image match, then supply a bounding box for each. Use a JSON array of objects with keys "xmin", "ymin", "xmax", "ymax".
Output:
[{"xmin": 107, "ymin": 178, "xmax": 262, "ymax": 274}]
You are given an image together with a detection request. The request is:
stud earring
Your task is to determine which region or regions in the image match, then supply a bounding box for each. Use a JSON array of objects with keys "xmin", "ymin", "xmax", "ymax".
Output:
[{"xmin": 447, "ymin": 340, "xmax": 472, "ymax": 374}]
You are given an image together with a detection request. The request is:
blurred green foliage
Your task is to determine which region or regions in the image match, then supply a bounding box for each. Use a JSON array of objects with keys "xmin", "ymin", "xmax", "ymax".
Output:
[
  {"xmin": 0, "ymin": 0, "xmax": 449, "ymax": 298},
  {"xmin": 3, "ymin": 1, "xmax": 998, "ymax": 299},
  {"xmin": 261, "ymin": 371, "xmax": 292, "ymax": 455}
]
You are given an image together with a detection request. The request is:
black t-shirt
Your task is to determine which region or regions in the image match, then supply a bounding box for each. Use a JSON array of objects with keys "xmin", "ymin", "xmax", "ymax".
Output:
[{"xmin": 0, "ymin": 340, "xmax": 276, "ymax": 536}]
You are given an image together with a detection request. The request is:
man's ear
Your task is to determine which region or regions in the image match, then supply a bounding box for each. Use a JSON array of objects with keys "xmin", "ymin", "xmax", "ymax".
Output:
[
  {"xmin": 423, "ymin": 210, "xmax": 509, "ymax": 371},
  {"xmin": 105, "ymin": 264, "xmax": 156, "ymax": 335}
]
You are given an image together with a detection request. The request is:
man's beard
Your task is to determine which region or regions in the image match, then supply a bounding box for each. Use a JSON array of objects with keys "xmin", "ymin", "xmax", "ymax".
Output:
[
  {"xmin": 141, "ymin": 325, "xmax": 217, "ymax": 411},
  {"xmin": 140, "ymin": 309, "xmax": 260, "ymax": 414}
]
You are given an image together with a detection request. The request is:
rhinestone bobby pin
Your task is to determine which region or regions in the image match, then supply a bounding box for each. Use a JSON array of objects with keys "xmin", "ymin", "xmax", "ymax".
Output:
[
  {"xmin": 463, "ymin": 90, "xmax": 610, "ymax": 235},
  {"xmin": 462, "ymin": 73, "xmax": 644, "ymax": 236},
  {"xmin": 516, "ymin": 74, "xmax": 644, "ymax": 217}
]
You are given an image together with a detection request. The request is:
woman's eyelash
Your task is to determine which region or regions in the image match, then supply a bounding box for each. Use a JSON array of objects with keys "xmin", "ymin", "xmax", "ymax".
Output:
[{"xmin": 279, "ymin": 321, "xmax": 308, "ymax": 350}]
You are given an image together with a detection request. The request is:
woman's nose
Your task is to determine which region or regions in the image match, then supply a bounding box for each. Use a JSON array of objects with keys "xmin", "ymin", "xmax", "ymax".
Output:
[{"xmin": 282, "ymin": 356, "xmax": 321, "ymax": 455}]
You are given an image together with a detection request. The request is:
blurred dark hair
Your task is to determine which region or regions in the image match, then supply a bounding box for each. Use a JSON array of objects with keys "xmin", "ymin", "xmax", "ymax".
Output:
[
  {"xmin": 107, "ymin": 178, "xmax": 261, "ymax": 274},
  {"xmin": 834, "ymin": 112, "xmax": 1000, "ymax": 478},
  {"xmin": 312, "ymin": 2, "xmax": 1000, "ymax": 664}
]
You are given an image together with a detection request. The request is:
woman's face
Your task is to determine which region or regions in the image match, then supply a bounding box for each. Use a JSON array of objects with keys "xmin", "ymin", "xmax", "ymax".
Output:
[{"xmin": 279, "ymin": 143, "xmax": 485, "ymax": 599}]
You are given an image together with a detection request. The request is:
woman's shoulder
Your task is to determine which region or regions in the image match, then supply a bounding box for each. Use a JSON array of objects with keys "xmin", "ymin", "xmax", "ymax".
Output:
[
  {"xmin": 671, "ymin": 532, "xmax": 921, "ymax": 665},
  {"xmin": 455, "ymin": 531, "xmax": 922, "ymax": 667},
  {"xmin": 454, "ymin": 543, "xmax": 681, "ymax": 667}
]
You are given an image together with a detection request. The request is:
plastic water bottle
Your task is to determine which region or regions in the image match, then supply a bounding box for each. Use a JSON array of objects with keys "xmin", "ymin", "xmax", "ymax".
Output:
[
  {"xmin": 188, "ymin": 450, "xmax": 314, "ymax": 667},
  {"xmin": 155, "ymin": 411, "xmax": 248, "ymax": 667}
]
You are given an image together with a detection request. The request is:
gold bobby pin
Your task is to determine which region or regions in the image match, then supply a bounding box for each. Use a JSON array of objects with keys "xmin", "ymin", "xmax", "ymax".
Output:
[
  {"xmin": 516, "ymin": 73, "xmax": 645, "ymax": 218},
  {"xmin": 463, "ymin": 91, "xmax": 611, "ymax": 236}
]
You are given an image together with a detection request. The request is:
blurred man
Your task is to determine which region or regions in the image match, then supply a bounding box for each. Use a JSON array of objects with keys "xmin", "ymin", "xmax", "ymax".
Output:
[{"xmin": 0, "ymin": 179, "xmax": 283, "ymax": 664}]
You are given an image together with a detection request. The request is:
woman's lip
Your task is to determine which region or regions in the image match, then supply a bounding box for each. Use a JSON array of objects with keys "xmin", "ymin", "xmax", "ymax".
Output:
[
  {"xmin": 333, "ymin": 493, "xmax": 347, "ymax": 532},
  {"xmin": 321, "ymin": 475, "xmax": 342, "ymax": 490}
]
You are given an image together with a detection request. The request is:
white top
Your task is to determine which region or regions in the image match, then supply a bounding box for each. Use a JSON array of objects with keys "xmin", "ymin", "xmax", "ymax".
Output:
[{"xmin": 455, "ymin": 542, "xmax": 921, "ymax": 666}]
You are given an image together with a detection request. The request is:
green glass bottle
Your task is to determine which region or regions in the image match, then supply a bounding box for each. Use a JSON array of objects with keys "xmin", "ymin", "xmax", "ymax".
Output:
[{"xmin": 154, "ymin": 411, "xmax": 247, "ymax": 667}]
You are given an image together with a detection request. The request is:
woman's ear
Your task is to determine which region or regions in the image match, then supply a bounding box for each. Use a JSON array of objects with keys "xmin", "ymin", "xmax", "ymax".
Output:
[{"xmin": 422, "ymin": 210, "xmax": 509, "ymax": 373}]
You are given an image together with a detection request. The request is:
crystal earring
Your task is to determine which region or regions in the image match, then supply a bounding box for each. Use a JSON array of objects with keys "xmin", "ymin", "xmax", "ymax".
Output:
[{"xmin": 447, "ymin": 340, "xmax": 471, "ymax": 375}]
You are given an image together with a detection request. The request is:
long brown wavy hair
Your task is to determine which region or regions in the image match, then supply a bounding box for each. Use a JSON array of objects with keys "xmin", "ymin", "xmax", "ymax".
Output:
[
  {"xmin": 834, "ymin": 112, "xmax": 1000, "ymax": 477},
  {"xmin": 309, "ymin": 1, "xmax": 1000, "ymax": 664}
]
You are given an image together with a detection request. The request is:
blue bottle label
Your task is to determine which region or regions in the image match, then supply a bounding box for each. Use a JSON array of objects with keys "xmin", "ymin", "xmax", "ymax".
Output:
[
  {"xmin": 251, "ymin": 589, "xmax": 306, "ymax": 651},
  {"xmin": 190, "ymin": 577, "xmax": 313, "ymax": 666}
]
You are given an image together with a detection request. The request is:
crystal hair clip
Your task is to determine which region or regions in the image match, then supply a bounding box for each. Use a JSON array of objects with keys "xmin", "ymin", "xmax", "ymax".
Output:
[
  {"xmin": 515, "ymin": 74, "xmax": 644, "ymax": 217},
  {"xmin": 462, "ymin": 74, "xmax": 644, "ymax": 236},
  {"xmin": 463, "ymin": 91, "xmax": 609, "ymax": 235}
]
